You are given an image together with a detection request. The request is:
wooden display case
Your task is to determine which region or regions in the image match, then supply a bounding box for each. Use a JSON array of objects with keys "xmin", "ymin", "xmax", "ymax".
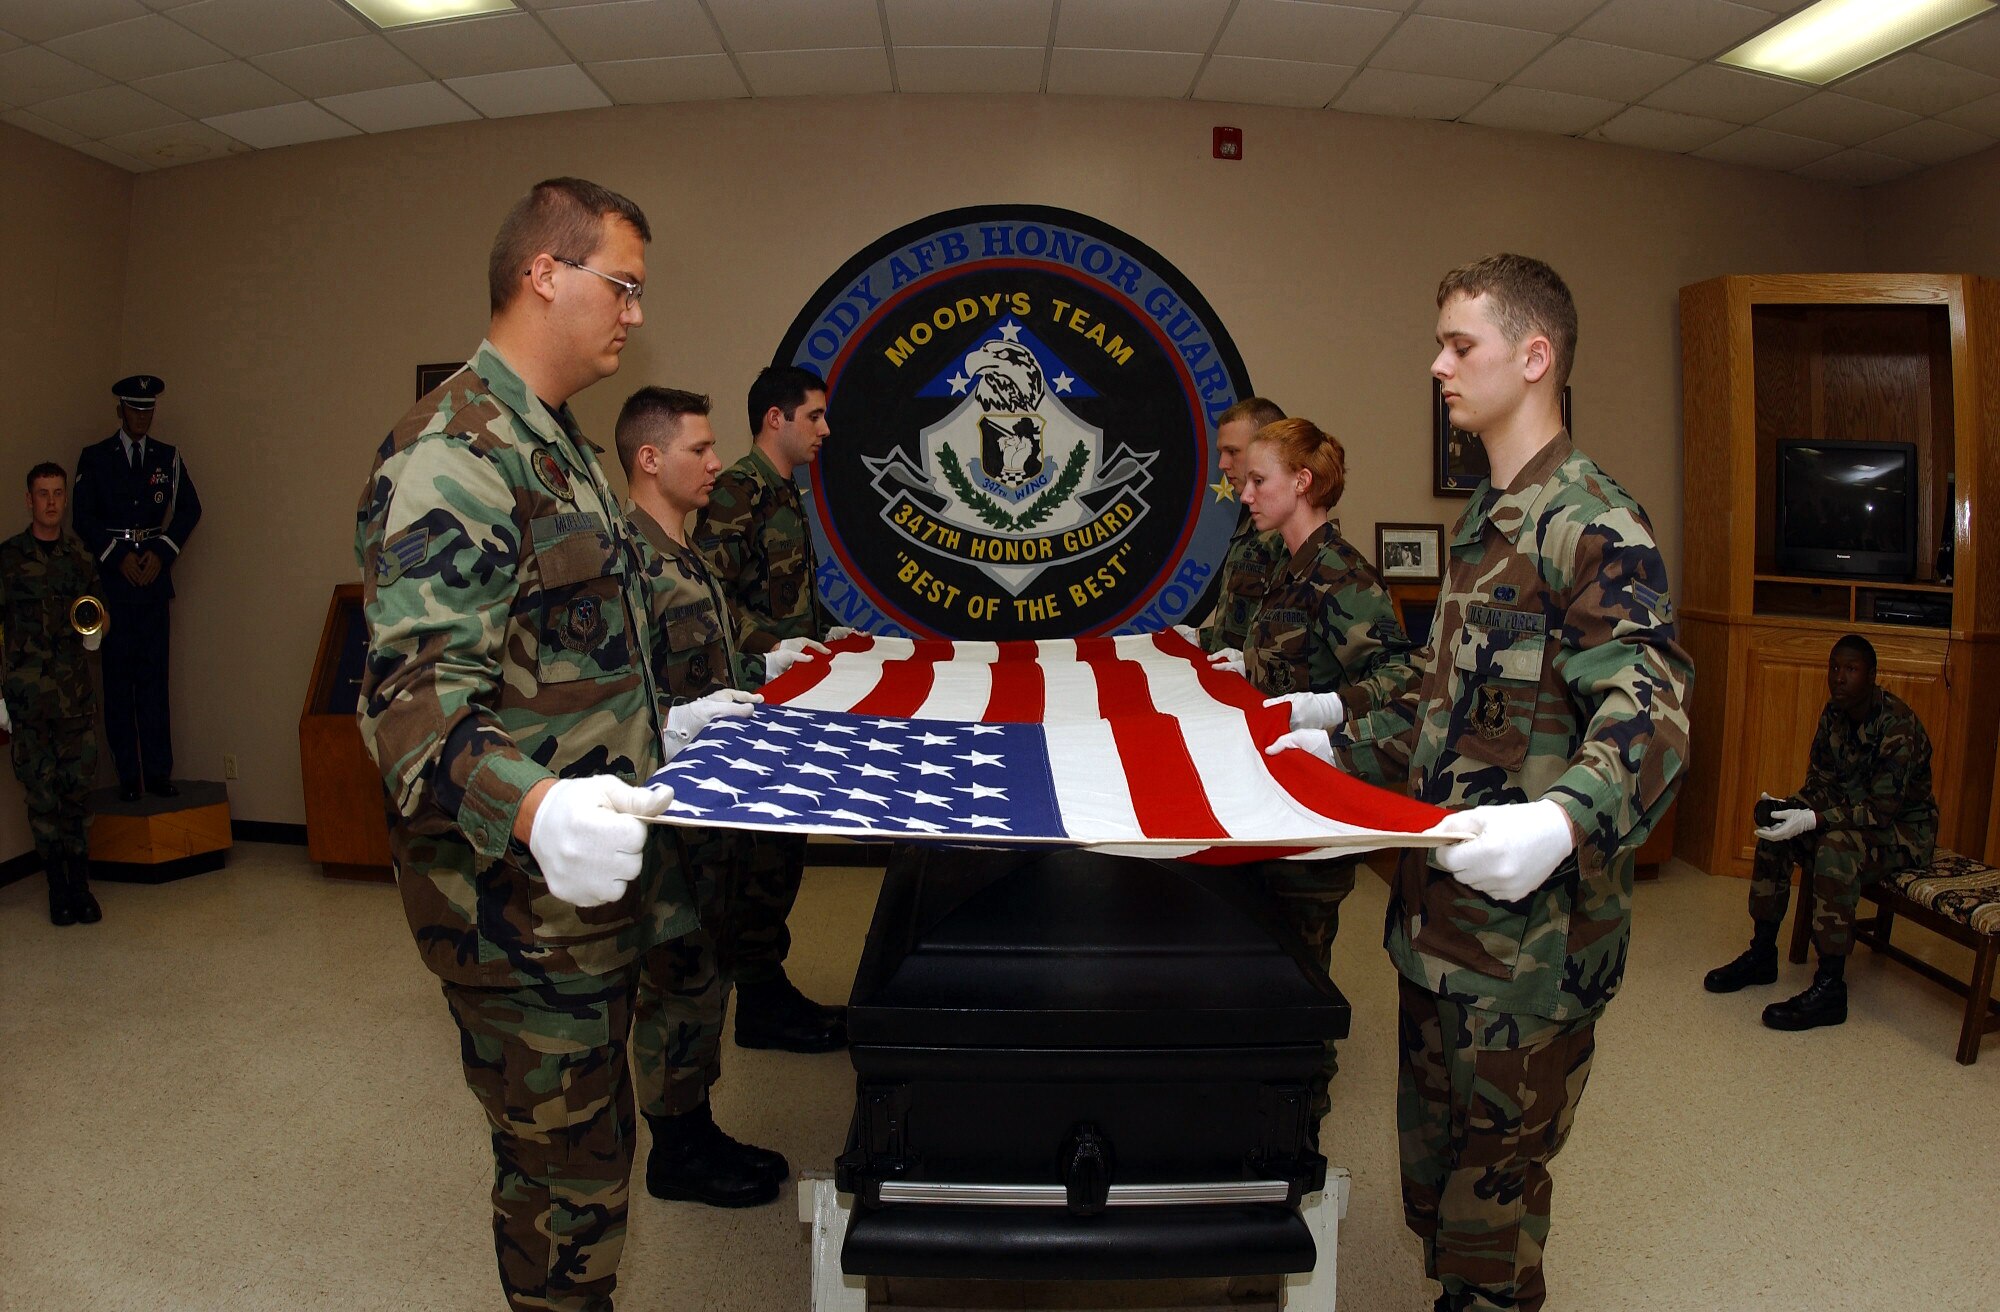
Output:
[
  {"xmin": 299, "ymin": 583, "xmax": 391, "ymax": 880},
  {"xmin": 1677, "ymin": 274, "xmax": 2000, "ymax": 877}
]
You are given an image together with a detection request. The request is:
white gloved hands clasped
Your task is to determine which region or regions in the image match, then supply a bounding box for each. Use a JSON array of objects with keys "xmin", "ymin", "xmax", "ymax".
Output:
[
  {"xmin": 1207, "ymin": 647, "xmax": 1246, "ymax": 676},
  {"xmin": 1264, "ymin": 690, "xmax": 1346, "ymax": 731},
  {"xmin": 527, "ymin": 775, "xmax": 675, "ymax": 908},
  {"xmin": 662, "ymin": 689, "xmax": 760, "ymax": 761},
  {"xmin": 1427, "ymin": 798, "xmax": 1577, "ymax": 903},
  {"xmin": 1263, "ymin": 729, "xmax": 1335, "ymax": 764},
  {"xmin": 1170, "ymin": 623, "xmax": 1200, "ymax": 643},
  {"xmin": 1754, "ymin": 807, "xmax": 1817, "ymax": 843},
  {"xmin": 825, "ymin": 626, "xmax": 856, "ymax": 641},
  {"xmin": 764, "ymin": 636, "xmax": 830, "ymax": 680}
]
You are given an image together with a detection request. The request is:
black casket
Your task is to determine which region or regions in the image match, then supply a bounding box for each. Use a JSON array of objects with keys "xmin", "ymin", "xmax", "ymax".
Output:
[{"xmin": 834, "ymin": 846, "xmax": 1350, "ymax": 1282}]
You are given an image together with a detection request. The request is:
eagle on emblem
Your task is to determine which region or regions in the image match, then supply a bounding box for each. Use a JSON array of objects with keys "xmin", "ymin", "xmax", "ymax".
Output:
[{"xmin": 968, "ymin": 339, "xmax": 1046, "ymax": 489}]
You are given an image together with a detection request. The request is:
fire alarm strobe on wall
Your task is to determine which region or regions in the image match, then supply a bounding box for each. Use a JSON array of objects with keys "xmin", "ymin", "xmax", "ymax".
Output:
[{"xmin": 1213, "ymin": 126, "xmax": 1242, "ymax": 160}]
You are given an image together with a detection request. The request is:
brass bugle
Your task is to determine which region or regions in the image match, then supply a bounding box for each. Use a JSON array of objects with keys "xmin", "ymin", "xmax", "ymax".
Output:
[{"xmin": 70, "ymin": 595, "xmax": 106, "ymax": 638}]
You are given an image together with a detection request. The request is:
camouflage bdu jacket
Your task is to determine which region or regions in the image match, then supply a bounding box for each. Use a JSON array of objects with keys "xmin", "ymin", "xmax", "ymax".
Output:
[
  {"xmin": 356, "ymin": 341, "xmax": 694, "ymax": 988},
  {"xmin": 1205, "ymin": 504, "xmax": 1283, "ymax": 655},
  {"xmin": 1337, "ymin": 435, "xmax": 1693, "ymax": 1021},
  {"xmin": 0, "ymin": 529, "xmax": 98, "ymax": 720},
  {"xmin": 1244, "ymin": 520, "xmax": 1417, "ymax": 717},
  {"xmin": 627, "ymin": 505, "xmax": 762, "ymax": 702},
  {"xmin": 694, "ymin": 447, "xmax": 828, "ymax": 654},
  {"xmin": 1788, "ymin": 689, "xmax": 1937, "ymax": 864}
]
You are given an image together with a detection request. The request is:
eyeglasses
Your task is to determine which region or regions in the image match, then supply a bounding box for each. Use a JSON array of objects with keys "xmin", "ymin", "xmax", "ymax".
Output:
[{"xmin": 556, "ymin": 257, "xmax": 644, "ymax": 308}]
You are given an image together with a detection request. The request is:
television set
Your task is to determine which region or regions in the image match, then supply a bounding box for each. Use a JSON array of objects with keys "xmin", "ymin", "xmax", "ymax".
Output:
[{"xmin": 1774, "ymin": 440, "xmax": 1919, "ymax": 581}]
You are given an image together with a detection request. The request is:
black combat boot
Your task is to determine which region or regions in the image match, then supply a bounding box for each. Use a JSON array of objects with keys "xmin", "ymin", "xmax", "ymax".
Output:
[
  {"xmin": 1762, "ymin": 956, "xmax": 1847, "ymax": 1031},
  {"xmin": 1704, "ymin": 918, "xmax": 1780, "ymax": 992},
  {"xmin": 68, "ymin": 854, "xmax": 103, "ymax": 925},
  {"xmin": 644, "ymin": 1102, "xmax": 785, "ymax": 1207},
  {"xmin": 46, "ymin": 857, "xmax": 76, "ymax": 927},
  {"xmin": 733, "ymin": 970, "xmax": 847, "ymax": 1053}
]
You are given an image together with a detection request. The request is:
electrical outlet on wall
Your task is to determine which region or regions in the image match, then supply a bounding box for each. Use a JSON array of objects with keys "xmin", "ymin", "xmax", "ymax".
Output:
[{"xmin": 223, "ymin": 754, "xmax": 238, "ymax": 780}]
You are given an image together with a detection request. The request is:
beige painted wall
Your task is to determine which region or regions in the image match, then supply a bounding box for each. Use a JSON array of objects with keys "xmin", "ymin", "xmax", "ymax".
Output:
[
  {"xmin": 73, "ymin": 95, "xmax": 1877, "ymax": 828},
  {"xmin": 1864, "ymin": 142, "xmax": 2000, "ymax": 274},
  {"xmin": 0, "ymin": 123, "xmax": 132, "ymax": 859}
]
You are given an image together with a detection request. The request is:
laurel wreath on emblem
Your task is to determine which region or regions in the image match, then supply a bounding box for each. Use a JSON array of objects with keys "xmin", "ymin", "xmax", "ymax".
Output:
[{"xmin": 937, "ymin": 441, "xmax": 1091, "ymax": 532}]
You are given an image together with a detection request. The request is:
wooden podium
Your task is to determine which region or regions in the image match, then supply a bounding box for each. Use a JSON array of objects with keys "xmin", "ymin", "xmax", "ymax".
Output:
[
  {"xmin": 88, "ymin": 779, "xmax": 231, "ymax": 882},
  {"xmin": 300, "ymin": 584, "xmax": 393, "ymax": 881}
]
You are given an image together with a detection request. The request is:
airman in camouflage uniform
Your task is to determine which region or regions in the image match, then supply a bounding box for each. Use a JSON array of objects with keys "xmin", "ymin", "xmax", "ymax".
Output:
[
  {"xmin": 1321, "ymin": 258, "xmax": 1691, "ymax": 1312},
  {"xmin": 356, "ymin": 179, "xmax": 688, "ymax": 1312},
  {"xmin": 693, "ymin": 365, "xmax": 845, "ymax": 1052},
  {"xmin": 1196, "ymin": 397, "xmax": 1287, "ymax": 655},
  {"xmin": 2, "ymin": 463, "xmax": 103, "ymax": 925},
  {"xmin": 1707, "ymin": 634, "xmax": 1935, "ymax": 1031}
]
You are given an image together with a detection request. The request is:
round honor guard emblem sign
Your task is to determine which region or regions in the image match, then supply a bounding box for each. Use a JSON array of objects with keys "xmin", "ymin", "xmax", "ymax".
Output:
[{"xmin": 777, "ymin": 206, "xmax": 1254, "ymax": 639}]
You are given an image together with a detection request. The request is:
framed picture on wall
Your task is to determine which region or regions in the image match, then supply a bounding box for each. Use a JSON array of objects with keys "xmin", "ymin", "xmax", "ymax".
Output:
[
  {"xmin": 1376, "ymin": 522, "xmax": 1444, "ymax": 581},
  {"xmin": 1433, "ymin": 379, "xmax": 1572, "ymax": 496},
  {"xmin": 415, "ymin": 362, "xmax": 460, "ymax": 399}
]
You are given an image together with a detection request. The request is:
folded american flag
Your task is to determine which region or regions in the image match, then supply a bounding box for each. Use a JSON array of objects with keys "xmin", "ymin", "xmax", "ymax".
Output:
[{"xmin": 645, "ymin": 633, "xmax": 1447, "ymax": 862}]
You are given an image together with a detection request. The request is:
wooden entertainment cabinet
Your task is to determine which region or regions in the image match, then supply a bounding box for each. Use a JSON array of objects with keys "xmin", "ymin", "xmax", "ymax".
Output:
[{"xmin": 1677, "ymin": 274, "xmax": 2000, "ymax": 877}]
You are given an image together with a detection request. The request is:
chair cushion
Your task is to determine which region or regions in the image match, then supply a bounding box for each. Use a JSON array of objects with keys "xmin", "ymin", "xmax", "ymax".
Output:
[{"xmin": 1885, "ymin": 849, "xmax": 2000, "ymax": 937}]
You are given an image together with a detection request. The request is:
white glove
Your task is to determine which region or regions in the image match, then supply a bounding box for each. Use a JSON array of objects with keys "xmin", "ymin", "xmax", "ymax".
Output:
[
  {"xmin": 1207, "ymin": 647, "xmax": 1245, "ymax": 676},
  {"xmin": 1263, "ymin": 729, "xmax": 1335, "ymax": 764},
  {"xmin": 764, "ymin": 636, "xmax": 830, "ymax": 680},
  {"xmin": 1171, "ymin": 623, "xmax": 1200, "ymax": 642},
  {"xmin": 1264, "ymin": 691, "xmax": 1345, "ymax": 731},
  {"xmin": 527, "ymin": 775, "xmax": 675, "ymax": 908},
  {"xmin": 83, "ymin": 629, "xmax": 103, "ymax": 651},
  {"xmin": 1754, "ymin": 807, "xmax": 1817, "ymax": 843},
  {"xmin": 662, "ymin": 689, "xmax": 760, "ymax": 761},
  {"xmin": 1427, "ymin": 799, "xmax": 1577, "ymax": 902},
  {"xmin": 0, "ymin": 698, "xmax": 9, "ymax": 733},
  {"xmin": 826, "ymin": 626, "xmax": 856, "ymax": 641}
]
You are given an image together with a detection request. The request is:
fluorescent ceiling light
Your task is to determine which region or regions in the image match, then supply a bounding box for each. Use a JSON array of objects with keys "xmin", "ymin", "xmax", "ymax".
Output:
[
  {"xmin": 343, "ymin": 0, "xmax": 519, "ymax": 30},
  {"xmin": 1719, "ymin": 0, "xmax": 1995, "ymax": 85}
]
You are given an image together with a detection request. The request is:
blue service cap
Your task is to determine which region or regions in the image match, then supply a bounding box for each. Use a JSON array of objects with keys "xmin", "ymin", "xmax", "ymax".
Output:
[{"xmin": 112, "ymin": 374, "xmax": 166, "ymax": 408}]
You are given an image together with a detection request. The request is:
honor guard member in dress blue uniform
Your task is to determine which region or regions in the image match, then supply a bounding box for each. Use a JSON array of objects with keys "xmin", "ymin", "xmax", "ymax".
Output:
[{"xmin": 72, "ymin": 374, "xmax": 201, "ymax": 802}]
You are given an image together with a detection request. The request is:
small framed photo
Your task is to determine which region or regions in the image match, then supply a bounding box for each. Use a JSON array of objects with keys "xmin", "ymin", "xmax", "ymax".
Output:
[
  {"xmin": 1376, "ymin": 522, "xmax": 1444, "ymax": 581},
  {"xmin": 1433, "ymin": 379, "xmax": 1572, "ymax": 496},
  {"xmin": 415, "ymin": 361, "xmax": 460, "ymax": 400}
]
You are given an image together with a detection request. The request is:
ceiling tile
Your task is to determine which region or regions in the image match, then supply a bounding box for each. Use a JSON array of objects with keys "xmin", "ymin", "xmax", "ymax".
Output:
[
  {"xmin": 894, "ymin": 45, "xmax": 1045, "ymax": 94},
  {"xmin": 1833, "ymin": 53, "xmax": 2000, "ymax": 119},
  {"xmin": 1332, "ymin": 66, "xmax": 1491, "ymax": 119},
  {"xmin": 540, "ymin": 1, "xmax": 722, "ymax": 63},
  {"xmin": 1757, "ymin": 92, "xmax": 1920, "ymax": 146},
  {"xmin": 1940, "ymin": 90, "xmax": 2000, "ymax": 135},
  {"xmin": 2, "ymin": 107, "xmax": 89, "ymax": 147},
  {"xmin": 45, "ymin": 14, "xmax": 230, "ymax": 82},
  {"xmin": 1055, "ymin": 0, "xmax": 1232, "ymax": 55},
  {"xmin": 138, "ymin": 0, "xmax": 207, "ymax": 7},
  {"xmin": 33, "ymin": 84, "xmax": 184, "ymax": 137},
  {"xmin": 1640, "ymin": 62, "xmax": 1811, "ymax": 123},
  {"xmin": 205, "ymin": 98, "xmax": 358, "ymax": 147},
  {"xmin": 318, "ymin": 80, "xmax": 479, "ymax": 133},
  {"xmin": 1461, "ymin": 84, "xmax": 1621, "ymax": 135},
  {"xmin": 1572, "ymin": 0, "xmax": 1775, "ymax": 61},
  {"xmin": 1215, "ymin": 1, "xmax": 1399, "ymax": 67},
  {"xmin": 1730, "ymin": 0, "xmax": 1815, "ymax": 9},
  {"xmin": 101, "ymin": 117, "xmax": 243, "ymax": 164},
  {"xmin": 169, "ymin": 0, "xmax": 365, "ymax": 59},
  {"xmin": 388, "ymin": 12, "xmax": 570, "ymax": 80},
  {"xmin": 1922, "ymin": 12, "xmax": 2000, "ymax": 78},
  {"xmin": 251, "ymin": 36, "xmax": 429, "ymax": 99},
  {"xmin": 1511, "ymin": 38, "xmax": 1691, "ymax": 102},
  {"xmin": 131, "ymin": 60, "xmax": 297, "ymax": 118},
  {"xmin": 0, "ymin": 46, "xmax": 113, "ymax": 107},
  {"xmin": 1692, "ymin": 125, "xmax": 1837, "ymax": 170},
  {"xmin": 736, "ymin": 46, "xmax": 893, "ymax": 96},
  {"xmin": 1792, "ymin": 148, "xmax": 1918, "ymax": 187},
  {"xmin": 1194, "ymin": 54, "xmax": 1354, "ymax": 109},
  {"xmin": 585, "ymin": 52, "xmax": 748, "ymax": 101},
  {"xmin": 0, "ymin": 29, "xmax": 19, "ymax": 55},
  {"xmin": 0, "ymin": 0, "xmax": 145, "ymax": 45},
  {"xmin": 1587, "ymin": 105, "xmax": 1734, "ymax": 153},
  {"xmin": 70, "ymin": 138, "xmax": 156, "ymax": 171},
  {"xmin": 1047, "ymin": 47, "xmax": 1202, "ymax": 98},
  {"xmin": 885, "ymin": 0, "xmax": 1054, "ymax": 47},
  {"xmin": 1863, "ymin": 117, "xmax": 1995, "ymax": 166},
  {"xmin": 1369, "ymin": 15, "xmax": 1555, "ymax": 84},
  {"xmin": 704, "ymin": 0, "xmax": 883, "ymax": 53},
  {"xmin": 445, "ymin": 62, "xmax": 613, "ymax": 116},
  {"xmin": 1414, "ymin": 0, "xmax": 1601, "ymax": 32}
]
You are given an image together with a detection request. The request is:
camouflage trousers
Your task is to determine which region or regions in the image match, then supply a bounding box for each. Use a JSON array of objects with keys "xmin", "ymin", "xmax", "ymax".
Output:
[
  {"xmin": 1397, "ymin": 977, "xmax": 1597, "ymax": 1312},
  {"xmin": 1751, "ymin": 828, "xmax": 1910, "ymax": 958},
  {"xmin": 730, "ymin": 831, "xmax": 805, "ymax": 984},
  {"xmin": 9, "ymin": 714, "xmax": 96, "ymax": 866},
  {"xmin": 440, "ymin": 968, "xmax": 638, "ymax": 1312},
  {"xmin": 1247, "ymin": 855, "xmax": 1358, "ymax": 1146},
  {"xmin": 633, "ymin": 828, "xmax": 743, "ymax": 1119}
]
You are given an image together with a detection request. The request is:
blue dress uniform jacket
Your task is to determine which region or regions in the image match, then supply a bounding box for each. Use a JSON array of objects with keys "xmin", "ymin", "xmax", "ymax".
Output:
[{"xmin": 72, "ymin": 433, "xmax": 202, "ymax": 602}]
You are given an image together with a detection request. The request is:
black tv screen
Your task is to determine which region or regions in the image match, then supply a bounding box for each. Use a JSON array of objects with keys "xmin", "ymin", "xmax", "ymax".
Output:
[{"xmin": 1775, "ymin": 440, "xmax": 1918, "ymax": 580}]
